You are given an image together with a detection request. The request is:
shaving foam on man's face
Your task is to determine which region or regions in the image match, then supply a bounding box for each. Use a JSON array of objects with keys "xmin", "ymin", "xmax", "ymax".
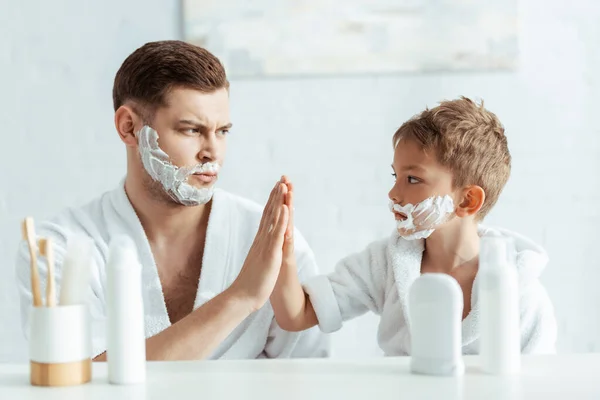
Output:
[
  {"xmin": 136, "ymin": 125, "xmax": 220, "ymax": 206},
  {"xmin": 389, "ymin": 196, "xmax": 455, "ymax": 240}
]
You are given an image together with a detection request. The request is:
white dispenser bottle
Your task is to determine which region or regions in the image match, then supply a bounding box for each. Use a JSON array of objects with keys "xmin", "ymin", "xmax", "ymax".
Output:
[
  {"xmin": 106, "ymin": 235, "xmax": 146, "ymax": 384},
  {"xmin": 408, "ymin": 273, "xmax": 464, "ymax": 376},
  {"xmin": 479, "ymin": 235, "xmax": 520, "ymax": 374}
]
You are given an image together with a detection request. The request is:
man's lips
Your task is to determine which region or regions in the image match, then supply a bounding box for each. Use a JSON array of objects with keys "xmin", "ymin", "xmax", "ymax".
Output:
[{"xmin": 193, "ymin": 173, "xmax": 217, "ymax": 183}]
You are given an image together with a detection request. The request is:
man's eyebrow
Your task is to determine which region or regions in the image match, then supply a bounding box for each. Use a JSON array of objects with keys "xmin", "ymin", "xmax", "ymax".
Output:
[
  {"xmin": 178, "ymin": 120, "xmax": 233, "ymax": 130},
  {"xmin": 178, "ymin": 119, "xmax": 205, "ymax": 127}
]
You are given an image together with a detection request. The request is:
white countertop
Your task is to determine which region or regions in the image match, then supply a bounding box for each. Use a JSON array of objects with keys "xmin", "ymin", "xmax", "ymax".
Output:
[{"xmin": 1, "ymin": 354, "xmax": 599, "ymax": 399}]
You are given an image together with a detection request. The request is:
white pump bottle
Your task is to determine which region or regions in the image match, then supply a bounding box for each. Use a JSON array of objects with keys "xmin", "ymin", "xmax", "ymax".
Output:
[
  {"xmin": 106, "ymin": 235, "xmax": 146, "ymax": 384},
  {"xmin": 479, "ymin": 235, "xmax": 521, "ymax": 374}
]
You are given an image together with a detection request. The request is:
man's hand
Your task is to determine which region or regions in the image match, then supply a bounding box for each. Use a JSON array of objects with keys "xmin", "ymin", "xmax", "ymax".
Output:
[{"xmin": 229, "ymin": 179, "xmax": 289, "ymax": 312}]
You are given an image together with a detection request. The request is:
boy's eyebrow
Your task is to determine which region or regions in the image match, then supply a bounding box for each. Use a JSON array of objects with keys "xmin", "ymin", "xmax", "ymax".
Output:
[{"xmin": 400, "ymin": 164, "xmax": 426, "ymax": 172}]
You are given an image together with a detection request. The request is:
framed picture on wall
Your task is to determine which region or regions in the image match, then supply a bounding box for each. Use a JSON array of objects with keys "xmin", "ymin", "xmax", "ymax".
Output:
[{"xmin": 182, "ymin": 0, "xmax": 518, "ymax": 78}]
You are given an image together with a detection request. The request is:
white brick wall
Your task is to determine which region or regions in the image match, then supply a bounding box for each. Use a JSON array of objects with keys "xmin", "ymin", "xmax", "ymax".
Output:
[{"xmin": 1, "ymin": 0, "xmax": 598, "ymax": 361}]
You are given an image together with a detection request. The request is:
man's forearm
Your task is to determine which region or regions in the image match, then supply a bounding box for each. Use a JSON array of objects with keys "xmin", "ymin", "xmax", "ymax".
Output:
[{"xmin": 94, "ymin": 288, "xmax": 254, "ymax": 361}]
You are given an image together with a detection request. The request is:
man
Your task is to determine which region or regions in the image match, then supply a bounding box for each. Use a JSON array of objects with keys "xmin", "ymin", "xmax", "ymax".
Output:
[{"xmin": 16, "ymin": 41, "xmax": 328, "ymax": 360}]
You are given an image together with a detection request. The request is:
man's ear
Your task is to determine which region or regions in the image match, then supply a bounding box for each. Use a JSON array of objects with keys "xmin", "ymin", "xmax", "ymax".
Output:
[
  {"xmin": 455, "ymin": 185, "xmax": 485, "ymax": 218},
  {"xmin": 114, "ymin": 105, "xmax": 142, "ymax": 147}
]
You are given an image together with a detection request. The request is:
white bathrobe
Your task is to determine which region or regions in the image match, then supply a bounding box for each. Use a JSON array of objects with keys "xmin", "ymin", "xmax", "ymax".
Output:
[
  {"xmin": 16, "ymin": 182, "xmax": 329, "ymax": 359},
  {"xmin": 303, "ymin": 226, "xmax": 557, "ymax": 356}
]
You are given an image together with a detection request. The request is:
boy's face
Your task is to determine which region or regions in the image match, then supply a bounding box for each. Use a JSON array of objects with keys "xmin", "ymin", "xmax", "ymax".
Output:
[{"xmin": 388, "ymin": 138, "xmax": 457, "ymax": 238}]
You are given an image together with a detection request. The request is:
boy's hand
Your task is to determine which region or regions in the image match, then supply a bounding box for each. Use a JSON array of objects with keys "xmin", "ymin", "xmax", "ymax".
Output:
[
  {"xmin": 270, "ymin": 175, "xmax": 319, "ymax": 332},
  {"xmin": 230, "ymin": 179, "xmax": 289, "ymax": 312},
  {"xmin": 281, "ymin": 175, "xmax": 295, "ymax": 267}
]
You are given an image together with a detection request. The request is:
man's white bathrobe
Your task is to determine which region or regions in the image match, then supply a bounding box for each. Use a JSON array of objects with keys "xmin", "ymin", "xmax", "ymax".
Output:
[
  {"xmin": 16, "ymin": 182, "xmax": 329, "ymax": 359},
  {"xmin": 304, "ymin": 226, "xmax": 557, "ymax": 356}
]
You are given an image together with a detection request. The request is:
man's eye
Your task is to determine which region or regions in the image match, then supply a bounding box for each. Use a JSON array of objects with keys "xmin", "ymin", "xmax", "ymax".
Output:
[
  {"xmin": 391, "ymin": 173, "xmax": 397, "ymax": 179},
  {"xmin": 219, "ymin": 129, "xmax": 230, "ymax": 136},
  {"xmin": 408, "ymin": 176, "xmax": 420, "ymax": 184},
  {"xmin": 183, "ymin": 128, "xmax": 199, "ymax": 135}
]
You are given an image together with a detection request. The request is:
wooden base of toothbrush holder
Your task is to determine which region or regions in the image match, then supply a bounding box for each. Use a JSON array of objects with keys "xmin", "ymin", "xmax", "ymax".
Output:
[
  {"xmin": 30, "ymin": 359, "xmax": 92, "ymax": 386},
  {"xmin": 29, "ymin": 304, "xmax": 92, "ymax": 387}
]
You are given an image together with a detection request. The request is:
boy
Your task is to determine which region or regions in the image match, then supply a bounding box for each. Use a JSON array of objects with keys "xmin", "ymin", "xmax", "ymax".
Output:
[{"xmin": 272, "ymin": 97, "xmax": 557, "ymax": 355}]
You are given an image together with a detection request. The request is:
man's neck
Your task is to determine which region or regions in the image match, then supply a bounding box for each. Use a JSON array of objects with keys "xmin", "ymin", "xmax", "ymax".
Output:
[
  {"xmin": 124, "ymin": 174, "xmax": 211, "ymax": 247},
  {"xmin": 421, "ymin": 221, "xmax": 480, "ymax": 273}
]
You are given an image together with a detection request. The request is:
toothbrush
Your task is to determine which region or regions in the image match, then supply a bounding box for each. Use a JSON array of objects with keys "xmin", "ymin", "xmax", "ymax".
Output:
[
  {"xmin": 59, "ymin": 235, "xmax": 93, "ymax": 306},
  {"xmin": 22, "ymin": 217, "xmax": 43, "ymax": 307},
  {"xmin": 38, "ymin": 238, "xmax": 57, "ymax": 307}
]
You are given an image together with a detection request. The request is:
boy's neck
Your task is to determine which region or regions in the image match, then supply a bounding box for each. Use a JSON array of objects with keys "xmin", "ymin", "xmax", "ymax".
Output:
[{"xmin": 421, "ymin": 221, "xmax": 480, "ymax": 274}]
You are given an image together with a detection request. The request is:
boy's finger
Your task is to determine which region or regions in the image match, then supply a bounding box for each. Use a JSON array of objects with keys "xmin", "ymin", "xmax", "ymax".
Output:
[
  {"xmin": 272, "ymin": 205, "xmax": 290, "ymax": 249},
  {"xmin": 283, "ymin": 232, "xmax": 295, "ymax": 261},
  {"xmin": 285, "ymin": 191, "xmax": 295, "ymax": 239}
]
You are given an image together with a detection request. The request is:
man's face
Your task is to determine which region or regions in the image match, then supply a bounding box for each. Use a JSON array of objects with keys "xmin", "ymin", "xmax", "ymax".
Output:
[{"xmin": 146, "ymin": 87, "xmax": 231, "ymax": 190}]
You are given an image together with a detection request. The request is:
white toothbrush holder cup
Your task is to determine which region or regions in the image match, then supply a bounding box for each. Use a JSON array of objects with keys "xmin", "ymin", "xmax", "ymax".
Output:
[{"xmin": 29, "ymin": 304, "xmax": 92, "ymax": 386}]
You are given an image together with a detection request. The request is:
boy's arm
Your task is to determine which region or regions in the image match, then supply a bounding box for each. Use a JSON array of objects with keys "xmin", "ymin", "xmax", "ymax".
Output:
[
  {"xmin": 271, "ymin": 178, "xmax": 389, "ymax": 334},
  {"xmin": 270, "ymin": 186, "xmax": 319, "ymax": 332}
]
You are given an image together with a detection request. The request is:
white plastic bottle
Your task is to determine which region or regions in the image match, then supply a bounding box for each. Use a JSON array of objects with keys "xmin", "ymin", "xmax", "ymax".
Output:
[
  {"xmin": 408, "ymin": 273, "xmax": 464, "ymax": 376},
  {"xmin": 479, "ymin": 235, "xmax": 520, "ymax": 374},
  {"xmin": 106, "ymin": 235, "xmax": 146, "ymax": 384}
]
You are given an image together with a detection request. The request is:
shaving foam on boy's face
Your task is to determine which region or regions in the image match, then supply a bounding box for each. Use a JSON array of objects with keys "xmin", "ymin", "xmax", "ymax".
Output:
[
  {"xmin": 390, "ymin": 195, "xmax": 455, "ymax": 240},
  {"xmin": 136, "ymin": 125, "xmax": 220, "ymax": 206}
]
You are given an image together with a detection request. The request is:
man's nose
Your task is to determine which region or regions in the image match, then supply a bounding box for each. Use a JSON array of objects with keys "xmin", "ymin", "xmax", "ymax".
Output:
[{"xmin": 197, "ymin": 133, "xmax": 218, "ymax": 163}]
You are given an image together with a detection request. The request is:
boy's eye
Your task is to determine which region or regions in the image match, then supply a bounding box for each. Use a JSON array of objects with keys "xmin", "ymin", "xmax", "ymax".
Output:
[
  {"xmin": 408, "ymin": 176, "xmax": 420, "ymax": 184},
  {"xmin": 391, "ymin": 173, "xmax": 397, "ymax": 179}
]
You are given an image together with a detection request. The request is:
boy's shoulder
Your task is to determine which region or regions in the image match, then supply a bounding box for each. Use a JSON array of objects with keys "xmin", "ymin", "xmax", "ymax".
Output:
[{"xmin": 479, "ymin": 225, "xmax": 549, "ymax": 283}]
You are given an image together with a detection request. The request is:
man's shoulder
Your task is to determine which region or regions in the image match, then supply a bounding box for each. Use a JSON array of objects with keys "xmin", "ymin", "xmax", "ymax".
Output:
[{"xmin": 36, "ymin": 187, "xmax": 117, "ymax": 242}]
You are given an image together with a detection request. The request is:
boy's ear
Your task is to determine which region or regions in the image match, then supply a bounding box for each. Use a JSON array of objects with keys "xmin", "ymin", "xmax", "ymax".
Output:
[{"xmin": 455, "ymin": 185, "xmax": 485, "ymax": 218}]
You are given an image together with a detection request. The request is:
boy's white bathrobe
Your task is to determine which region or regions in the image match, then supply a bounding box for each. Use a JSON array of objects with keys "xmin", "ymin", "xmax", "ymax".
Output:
[
  {"xmin": 16, "ymin": 182, "xmax": 329, "ymax": 359},
  {"xmin": 303, "ymin": 226, "xmax": 557, "ymax": 356}
]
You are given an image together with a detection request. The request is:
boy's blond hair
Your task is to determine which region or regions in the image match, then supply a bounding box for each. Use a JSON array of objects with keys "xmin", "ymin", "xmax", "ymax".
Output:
[{"xmin": 393, "ymin": 97, "xmax": 511, "ymax": 219}]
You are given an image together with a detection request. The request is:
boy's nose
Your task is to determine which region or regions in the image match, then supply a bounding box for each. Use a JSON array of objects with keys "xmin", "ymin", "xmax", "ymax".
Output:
[{"xmin": 388, "ymin": 188, "xmax": 399, "ymax": 204}]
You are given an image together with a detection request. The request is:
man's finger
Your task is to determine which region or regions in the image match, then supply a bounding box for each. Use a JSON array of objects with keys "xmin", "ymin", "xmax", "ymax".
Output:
[
  {"xmin": 258, "ymin": 182, "xmax": 283, "ymax": 234},
  {"xmin": 269, "ymin": 184, "xmax": 286, "ymax": 233}
]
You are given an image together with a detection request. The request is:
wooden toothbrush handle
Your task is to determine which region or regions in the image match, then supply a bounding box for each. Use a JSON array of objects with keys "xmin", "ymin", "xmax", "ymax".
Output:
[
  {"xmin": 46, "ymin": 251, "xmax": 56, "ymax": 307},
  {"xmin": 30, "ymin": 249, "xmax": 43, "ymax": 307}
]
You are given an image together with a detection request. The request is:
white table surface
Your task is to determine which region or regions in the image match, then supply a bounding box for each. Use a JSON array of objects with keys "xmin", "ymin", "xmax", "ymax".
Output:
[{"xmin": 1, "ymin": 355, "xmax": 599, "ymax": 399}]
